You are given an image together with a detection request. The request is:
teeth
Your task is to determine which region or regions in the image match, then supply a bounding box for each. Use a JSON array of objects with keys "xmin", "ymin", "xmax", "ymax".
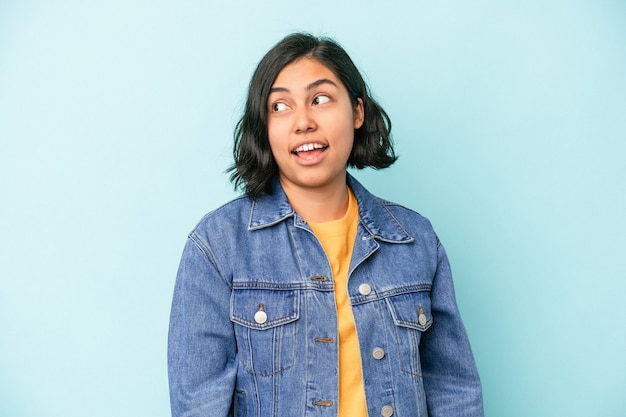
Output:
[{"xmin": 294, "ymin": 143, "xmax": 326, "ymax": 153}]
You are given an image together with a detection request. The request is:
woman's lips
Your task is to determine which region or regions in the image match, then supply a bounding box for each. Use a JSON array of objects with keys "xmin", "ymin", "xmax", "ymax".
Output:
[
  {"xmin": 292, "ymin": 142, "xmax": 328, "ymax": 155},
  {"xmin": 291, "ymin": 142, "xmax": 328, "ymax": 163}
]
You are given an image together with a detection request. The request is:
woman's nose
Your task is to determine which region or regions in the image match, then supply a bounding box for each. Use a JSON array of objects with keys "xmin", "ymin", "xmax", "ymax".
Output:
[{"xmin": 294, "ymin": 107, "xmax": 316, "ymax": 133}]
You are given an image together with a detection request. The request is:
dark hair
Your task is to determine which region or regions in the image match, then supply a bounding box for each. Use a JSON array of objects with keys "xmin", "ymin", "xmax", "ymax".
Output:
[{"xmin": 228, "ymin": 32, "xmax": 397, "ymax": 196}]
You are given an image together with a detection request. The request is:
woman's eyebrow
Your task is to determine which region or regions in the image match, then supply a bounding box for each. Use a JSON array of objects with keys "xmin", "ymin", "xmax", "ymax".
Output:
[
  {"xmin": 269, "ymin": 86, "xmax": 289, "ymax": 94},
  {"xmin": 269, "ymin": 78, "xmax": 338, "ymax": 94},
  {"xmin": 306, "ymin": 78, "xmax": 338, "ymax": 91}
]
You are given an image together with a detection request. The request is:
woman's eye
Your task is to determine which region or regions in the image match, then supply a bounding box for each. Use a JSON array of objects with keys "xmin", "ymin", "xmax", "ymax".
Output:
[
  {"xmin": 271, "ymin": 102, "xmax": 289, "ymax": 112},
  {"xmin": 313, "ymin": 95, "xmax": 330, "ymax": 105}
]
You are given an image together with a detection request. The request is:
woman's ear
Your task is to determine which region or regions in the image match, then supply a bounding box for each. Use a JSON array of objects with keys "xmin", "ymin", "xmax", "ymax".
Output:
[{"xmin": 353, "ymin": 98, "xmax": 364, "ymax": 129}]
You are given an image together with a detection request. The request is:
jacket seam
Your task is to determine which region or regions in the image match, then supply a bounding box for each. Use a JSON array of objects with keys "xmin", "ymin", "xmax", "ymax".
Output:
[
  {"xmin": 351, "ymin": 284, "xmax": 432, "ymax": 305},
  {"xmin": 187, "ymin": 232, "xmax": 228, "ymax": 286}
]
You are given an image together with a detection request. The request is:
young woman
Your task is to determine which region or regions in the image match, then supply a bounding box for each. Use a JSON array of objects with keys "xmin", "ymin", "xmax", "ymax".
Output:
[{"xmin": 168, "ymin": 33, "xmax": 483, "ymax": 417}]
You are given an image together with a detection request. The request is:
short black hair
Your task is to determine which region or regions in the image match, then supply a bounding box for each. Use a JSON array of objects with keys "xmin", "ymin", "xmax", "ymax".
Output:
[{"xmin": 228, "ymin": 32, "xmax": 397, "ymax": 196}]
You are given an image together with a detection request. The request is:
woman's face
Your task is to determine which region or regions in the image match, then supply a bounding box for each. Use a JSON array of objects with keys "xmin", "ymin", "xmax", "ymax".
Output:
[{"xmin": 266, "ymin": 57, "xmax": 364, "ymax": 194}]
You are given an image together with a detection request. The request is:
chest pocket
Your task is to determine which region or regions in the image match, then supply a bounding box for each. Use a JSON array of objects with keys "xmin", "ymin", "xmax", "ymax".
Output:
[
  {"xmin": 386, "ymin": 289, "xmax": 433, "ymax": 376},
  {"xmin": 230, "ymin": 287, "xmax": 299, "ymax": 376}
]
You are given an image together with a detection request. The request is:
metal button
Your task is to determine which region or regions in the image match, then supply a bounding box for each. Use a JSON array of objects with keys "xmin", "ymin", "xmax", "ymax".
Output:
[
  {"xmin": 381, "ymin": 405, "xmax": 394, "ymax": 416},
  {"xmin": 372, "ymin": 347, "xmax": 385, "ymax": 360},
  {"xmin": 418, "ymin": 305, "xmax": 427, "ymax": 326},
  {"xmin": 358, "ymin": 283, "xmax": 372, "ymax": 296},
  {"xmin": 254, "ymin": 304, "xmax": 267, "ymax": 324},
  {"xmin": 254, "ymin": 310, "xmax": 267, "ymax": 324}
]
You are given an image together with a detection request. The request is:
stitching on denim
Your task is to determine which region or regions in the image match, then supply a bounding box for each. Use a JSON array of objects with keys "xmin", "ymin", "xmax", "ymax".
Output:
[
  {"xmin": 394, "ymin": 318, "xmax": 433, "ymax": 331},
  {"xmin": 384, "ymin": 290, "xmax": 433, "ymax": 331},
  {"xmin": 388, "ymin": 300, "xmax": 420, "ymax": 377},
  {"xmin": 393, "ymin": 321, "xmax": 426, "ymax": 377},
  {"xmin": 351, "ymin": 284, "xmax": 432, "ymax": 305},
  {"xmin": 289, "ymin": 221, "xmax": 307, "ymax": 281},
  {"xmin": 248, "ymin": 198, "xmax": 294, "ymax": 230},
  {"xmin": 232, "ymin": 315, "xmax": 299, "ymax": 329},
  {"xmin": 238, "ymin": 324, "xmax": 296, "ymax": 378},
  {"xmin": 231, "ymin": 281, "xmax": 334, "ymax": 291},
  {"xmin": 239, "ymin": 356, "xmax": 296, "ymax": 377},
  {"xmin": 380, "ymin": 204, "xmax": 415, "ymax": 242},
  {"xmin": 348, "ymin": 224, "xmax": 379, "ymax": 279},
  {"xmin": 377, "ymin": 301, "xmax": 399, "ymax": 410},
  {"xmin": 187, "ymin": 233, "xmax": 228, "ymax": 285}
]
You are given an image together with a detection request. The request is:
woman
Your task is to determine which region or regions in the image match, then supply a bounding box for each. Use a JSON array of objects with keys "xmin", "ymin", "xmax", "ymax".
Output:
[{"xmin": 168, "ymin": 32, "xmax": 483, "ymax": 417}]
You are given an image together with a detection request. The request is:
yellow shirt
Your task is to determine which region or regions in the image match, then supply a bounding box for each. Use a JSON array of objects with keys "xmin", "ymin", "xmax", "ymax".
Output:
[{"xmin": 308, "ymin": 189, "xmax": 367, "ymax": 416}]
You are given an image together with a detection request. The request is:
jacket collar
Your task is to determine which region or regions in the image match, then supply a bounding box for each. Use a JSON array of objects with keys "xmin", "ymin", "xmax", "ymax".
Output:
[{"xmin": 248, "ymin": 174, "xmax": 413, "ymax": 243}]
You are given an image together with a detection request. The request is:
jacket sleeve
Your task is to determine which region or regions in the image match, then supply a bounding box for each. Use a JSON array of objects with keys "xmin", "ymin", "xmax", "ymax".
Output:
[
  {"xmin": 419, "ymin": 240, "xmax": 484, "ymax": 416},
  {"xmin": 168, "ymin": 235, "xmax": 237, "ymax": 417}
]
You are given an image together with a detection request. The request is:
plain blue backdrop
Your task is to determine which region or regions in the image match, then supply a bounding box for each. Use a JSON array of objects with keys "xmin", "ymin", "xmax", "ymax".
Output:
[{"xmin": 1, "ymin": 1, "xmax": 625, "ymax": 416}]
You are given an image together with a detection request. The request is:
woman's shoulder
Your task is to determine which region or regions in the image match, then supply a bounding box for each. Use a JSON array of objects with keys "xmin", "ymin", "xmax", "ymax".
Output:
[{"xmin": 189, "ymin": 194, "xmax": 254, "ymax": 236}]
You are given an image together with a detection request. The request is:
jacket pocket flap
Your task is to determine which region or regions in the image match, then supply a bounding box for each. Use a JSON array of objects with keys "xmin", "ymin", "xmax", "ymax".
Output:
[
  {"xmin": 231, "ymin": 288, "xmax": 299, "ymax": 330},
  {"xmin": 386, "ymin": 290, "xmax": 433, "ymax": 332}
]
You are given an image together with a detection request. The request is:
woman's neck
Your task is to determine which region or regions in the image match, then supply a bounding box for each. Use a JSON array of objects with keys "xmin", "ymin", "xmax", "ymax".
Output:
[{"xmin": 280, "ymin": 178, "xmax": 349, "ymax": 223}]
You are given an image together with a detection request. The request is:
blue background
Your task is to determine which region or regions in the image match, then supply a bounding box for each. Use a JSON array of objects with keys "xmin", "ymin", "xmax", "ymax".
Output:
[{"xmin": 1, "ymin": 1, "xmax": 625, "ymax": 416}]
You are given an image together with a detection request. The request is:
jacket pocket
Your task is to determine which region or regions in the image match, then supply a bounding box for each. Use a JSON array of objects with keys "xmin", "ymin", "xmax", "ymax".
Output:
[
  {"xmin": 230, "ymin": 287, "xmax": 299, "ymax": 376},
  {"xmin": 385, "ymin": 289, "xmax": 433, "ymax": 376}
]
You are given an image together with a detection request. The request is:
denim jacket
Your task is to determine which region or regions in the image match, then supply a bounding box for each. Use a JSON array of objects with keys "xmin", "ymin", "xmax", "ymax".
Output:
[{"xmin": 168, "ymin": 175, "xmax": 483, "ymax": 417}]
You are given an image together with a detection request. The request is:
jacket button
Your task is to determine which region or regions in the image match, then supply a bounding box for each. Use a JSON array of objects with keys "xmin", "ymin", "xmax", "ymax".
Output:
[
  {"xmin": 254, "ymin": 310, "xmax": 267, "ymax": 324},
  {"xmin": 254, "ymin": 305, "xmax": 267, "ymax": 324},
  {"xmin": 372, "ymin": 347, "xmax": 385, "ymax": 360},
  {"xmin": 381, "ymin": 405, "xmax": 394, "ymax": 416},
  {"xmin": 358, "ymin": 283, "xmax": 372, "ymax": 295},
  {"xmin": 418, "ymin": 305, "xmax": 427, "ymax": 326}
]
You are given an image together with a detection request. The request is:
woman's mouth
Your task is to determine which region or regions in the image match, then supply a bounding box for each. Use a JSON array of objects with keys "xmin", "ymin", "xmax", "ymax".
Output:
[
  {"xmin": 292, "ymin": 142, "xmax": 328, "ymax": 156},
  {"xmin": 292, "ymin": 142, "xmax": 328, "ymax": 160}
]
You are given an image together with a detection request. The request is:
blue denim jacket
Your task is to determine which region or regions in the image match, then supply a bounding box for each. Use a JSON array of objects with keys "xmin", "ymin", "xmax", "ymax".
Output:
[{"xmin": 168, "ymin": 175, "xmax": 483, "ymax": 416}]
